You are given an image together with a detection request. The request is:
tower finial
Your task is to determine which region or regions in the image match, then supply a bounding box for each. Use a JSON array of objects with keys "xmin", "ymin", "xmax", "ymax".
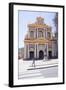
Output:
[{"xmin": 36, "ymin": 16, "xmax": 44, "ymax": 24}]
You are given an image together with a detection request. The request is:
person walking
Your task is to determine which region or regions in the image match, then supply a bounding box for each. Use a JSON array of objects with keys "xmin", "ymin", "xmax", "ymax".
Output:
[{"xmin": 32, "ymin": 58, "xmax": 35, "ymax": 67}]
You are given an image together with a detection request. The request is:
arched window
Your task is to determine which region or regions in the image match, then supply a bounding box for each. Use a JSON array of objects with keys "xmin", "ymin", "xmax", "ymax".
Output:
[
  {"xmin": 47, "ymin": 32, "xmax": 51, "ymax": 38},
  {"xmin": 30, "ymin": 31, "xmax": 34, "ymax": 38},
  {"xmin": 38, "ymin": 31, "xmax": 43, "ymax": 37}
]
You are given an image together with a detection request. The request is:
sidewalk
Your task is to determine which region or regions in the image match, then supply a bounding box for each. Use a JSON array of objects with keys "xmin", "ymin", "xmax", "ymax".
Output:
[{"xmin": 27, "ymin": 59, "xmax": 58, "ymax": 70}]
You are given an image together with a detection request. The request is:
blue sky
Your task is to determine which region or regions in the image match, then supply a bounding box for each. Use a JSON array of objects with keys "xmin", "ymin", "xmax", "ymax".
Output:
[{"xmin": 18, "ymin": 10, "xmax": 56, "ymax": 48}]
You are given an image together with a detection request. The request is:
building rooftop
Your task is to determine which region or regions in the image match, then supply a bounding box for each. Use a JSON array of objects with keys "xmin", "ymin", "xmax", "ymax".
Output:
[
  {"xmin": 36, "ymin": 16, "xmax": 44, "ymax": 20},
  {"xmin": 28, "ymin": 16, "xmax": 51, "ymax": 29}
]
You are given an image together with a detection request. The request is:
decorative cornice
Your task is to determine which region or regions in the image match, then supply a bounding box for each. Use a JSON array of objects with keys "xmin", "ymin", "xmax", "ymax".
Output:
[{"xmin": 28, "ymin": 24, "xmax": 51, "ymax": 29}]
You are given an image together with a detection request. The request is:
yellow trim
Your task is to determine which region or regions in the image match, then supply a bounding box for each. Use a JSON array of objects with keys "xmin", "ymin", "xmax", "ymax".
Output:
[
  {"xmin": 28, "ymin": 24, "xmax": 51, "ymax": 29},
  {"xmin": 24, "ymin": 38, "xmax": 51, "ymax": 44}
]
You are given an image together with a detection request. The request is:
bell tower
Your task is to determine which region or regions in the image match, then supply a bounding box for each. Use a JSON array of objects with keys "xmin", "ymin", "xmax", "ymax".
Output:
[{"xmin": 36, "ymin": 16, "xmax": 44, "ymax": 24}]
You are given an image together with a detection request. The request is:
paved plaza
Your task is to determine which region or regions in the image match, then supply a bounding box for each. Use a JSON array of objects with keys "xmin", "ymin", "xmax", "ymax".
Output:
[{"xmin": 18, "ymin": 59, "xmax": 58, "ymax": 79}]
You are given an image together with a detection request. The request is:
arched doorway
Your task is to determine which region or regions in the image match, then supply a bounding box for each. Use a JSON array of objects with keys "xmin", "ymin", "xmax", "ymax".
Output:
[
  {"xmin": 48, "ymin": 51, "xmax": 52, "ymax": 59},
  {"xmin": 39, "ymin": 50, "xmax": 44, "ymax": 59},
  {"xmin": 30, "ymin": 51, "xmax": 34, "ymax": 59}
]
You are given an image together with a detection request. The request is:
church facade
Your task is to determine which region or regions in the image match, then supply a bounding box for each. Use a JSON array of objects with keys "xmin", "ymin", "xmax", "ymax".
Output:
[{"xmin": 24, "ymin": 17, "xmax": 58, "ymax": 60}]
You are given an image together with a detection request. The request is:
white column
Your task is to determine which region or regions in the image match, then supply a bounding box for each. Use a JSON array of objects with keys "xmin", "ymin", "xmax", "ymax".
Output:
[
  {"xmin": 34, "ymin": 44, "xmax": 36, "ymax": 59},
  {"xmin": 52, "ymin": 42, "xmax": 54, "ymax": 57},
  {"xmin": 45, "ymin": 30, "xmax": 46, "ymax": 39},
  {"xmin": 44, "ymin": 44, "xmax": 48, "ymax": 60},
  {"xmin": 51, "ymin": 31, "xmax": 52, "ymax": 39},
  {"xmin": 43, "ymin": 44, "xmax": 45, "ymax": 58},
  {"xmin": 46, "ymin": 30, "xmax": 47, "ymax": 38},
  {"xmin": 44, "ymin": 44, "xmax": 46, "ymax": 60},
  {"xmin": 37, "ymin": 28, "xmax": 38, "ymax": 38},
  {"xmin": 34, "ymin": 30, "xmax": 36, "ymax": 38},
  {"xmin": 28, "ymin": 44, "xmax": 29, "ymax": 59},
  {"xmin": 47, "ymin": 43, "xmax": 48, "ymax": 59},
  {"xmin": 24, "ymin": 44, "xmax": 26, "ymax": 59},
  {"xmin": 28, "ymin": 30, "xmax": 30, "ymax": 38},
  {"xmin": 43, "ymin": 31, "xmax": 45, "ymax": 38},
  {"xmin": 37, "ymin": 43, "xmax": 39, "ymax": 59}
]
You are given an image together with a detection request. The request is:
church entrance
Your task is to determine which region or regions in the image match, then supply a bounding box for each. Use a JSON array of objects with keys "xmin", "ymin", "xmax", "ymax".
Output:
[
  {"xmin": 39, "ymin": 50, "xmax": 44, "ymax": 59},
  {"xmin": 30, "ymin": 51, "xmax": 34, "ymax": 59}
]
